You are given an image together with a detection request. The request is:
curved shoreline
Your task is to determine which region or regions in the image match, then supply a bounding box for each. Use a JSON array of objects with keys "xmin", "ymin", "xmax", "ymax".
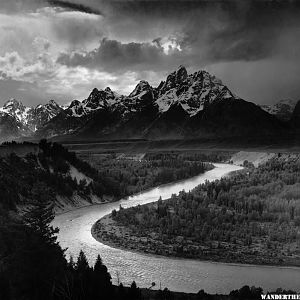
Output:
[
  {"xmin": 91, "ymin": 212, "xmax": 300, "ymax": 269},
  {"xmin": 91, "ymin": 162, "xmax": 300, "ymax": 269},
  {"xmin": 54, "ymin": 163, "xmax": 300, "ymax": 294},
  {"xmin": 56, "ymin": 163, "xmax": 216, "ymax": 216}
]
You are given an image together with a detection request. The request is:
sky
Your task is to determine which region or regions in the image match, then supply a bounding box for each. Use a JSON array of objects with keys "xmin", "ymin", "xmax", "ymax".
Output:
[{"xmin": 0, "ymin": 0, "xmax": 300, "ymax": 107}]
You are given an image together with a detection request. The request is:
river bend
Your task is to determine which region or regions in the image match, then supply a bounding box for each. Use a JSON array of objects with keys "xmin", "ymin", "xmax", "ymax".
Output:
[{"xmin": 53, "ymin": 163, "xmax": 300, "ymax": 293}]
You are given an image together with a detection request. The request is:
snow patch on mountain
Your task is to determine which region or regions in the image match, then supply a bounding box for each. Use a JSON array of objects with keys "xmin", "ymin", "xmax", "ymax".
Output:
[
  {"xmin": 58, "ymin": 66, "xmax": 237, "ymax": 122},
  {"xmin": 0, "ymin": 98, "xmax": 64, "ymax": 132},
  {"xmin": 66, "ymin": 87, "xmax": 124, "ymax": 118},
  {"xmin": 129, "ymin": 80, "xmax": 152, "ymax": 98},
  {"xmin": 19, "ymin": 65, "xmax": 258, "ymax": 140},
  {"xmin": 155, "ymin": 67, "xmax": 236, "ymax": 115},
  {"xmin": 0, "ymin": 99, "xmax": 31, "ymax": 125}
]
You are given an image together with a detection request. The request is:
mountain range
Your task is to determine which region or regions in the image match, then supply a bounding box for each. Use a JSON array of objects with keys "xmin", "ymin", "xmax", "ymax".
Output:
[
  {"xmin": 0, "ymin": 66, "xmax": 299, "ymax": 143},
  {"xmin": 0, "ymin": 99, "xmax": 63, "ymax": 140}
]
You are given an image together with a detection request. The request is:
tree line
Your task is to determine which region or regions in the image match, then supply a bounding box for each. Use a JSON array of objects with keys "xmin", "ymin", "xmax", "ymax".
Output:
[
  {"xmin": 0, "ymin": 200, "xmax": 295, "ymax": 299},
  {"xmin": 79, "ymin": 151, "xmax": 220, "ymax": 197},
  {"xmin": 0, "ymin": 197, "xmax": 141, "ymax": 300},
  {"xmin": 113, "ymin": 157, "xmax": 300, "ymax": 263},
  {"xmin": 0, "ymin": 143, "xmax": 298, "ymax": 299}
]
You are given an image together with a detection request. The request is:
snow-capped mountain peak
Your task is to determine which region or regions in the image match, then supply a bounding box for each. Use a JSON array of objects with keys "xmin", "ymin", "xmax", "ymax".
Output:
[
  {"xmin": 33, "ymin": 65, "xmax": 291, "ymax": 141},
  {"xmin": 129, "ymin": 80, "xmax": 152, "ymax": 98},
  {"xmin": 83, "ymin": 87, "xmax": 120, "ymax": 109},
  {"xmin": 68, "ymin": 100, "xmax": 85, "ymax": 117},
  {"xmin": 31, "ymin": 100, "xmax": 63, "ymax": 129},
  {"xmin": 63, "ymin": 67, "xmax": 236, "ymax": 119},
  {"xmin": 3, "ymin": 98, "xmax": 25, "ymax": 110},
  {"xmin": 69, "ymin": 100, "xmax": 81, "ymax": 108},
  {"xmin": 158, "ymin": 65, "xmax": 188, "ymax": 96},
  {"xmin": 66, "ymin": 86, "xmax": 124, "ymax": 118},
  {"xmin": 0, "ymin": 98, "xmax": 31, "ymax": 125},
  {"xmin": 0, "ymin": 99, "xmax": 64, "ymax": 132},
  {"xmin": 47, "ymin": 99, "xmax": 61, "ymax": 108},
  {"xmin": 155, "ymin": 66, "xmax": 236, "ymax": 115}
]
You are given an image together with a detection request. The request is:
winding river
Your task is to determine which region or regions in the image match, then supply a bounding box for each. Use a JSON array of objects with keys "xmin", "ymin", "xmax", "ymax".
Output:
[{"xmin": 53, "ymin": 163, "xmax": 300, "ymax": 294}]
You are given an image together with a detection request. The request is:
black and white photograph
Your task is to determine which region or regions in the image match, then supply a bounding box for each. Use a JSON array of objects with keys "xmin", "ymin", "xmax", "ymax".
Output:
[{"xmin": 0, "ymin": 0, "xmax": 300, "ymax": 299}]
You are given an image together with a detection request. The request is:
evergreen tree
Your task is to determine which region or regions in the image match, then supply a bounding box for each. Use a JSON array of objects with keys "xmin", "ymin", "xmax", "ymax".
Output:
[
  {"xmin": 76, "ymin": 250, "xmax": 90, "ymax": 273},
  {"xmin": 8, "ymin": 196, "xmax": 66, "ymax": 300},
  {"xmin": 129, "ymin": 281, "xmax": 141, "ymax": 300},
  {"xmin": 117, "ymin": 283, "xmax": 126, "ymax": 300},
  {"xmin": 75, "ymin": 250, "xmax": 92, "ymax": 299},
  {"xmin": 92, "ymin": 254, "xmax": 112, "ymax": 299},
  {"xmin": 24, "ymin": 198, "xmax": 58, "ymax": 245}
]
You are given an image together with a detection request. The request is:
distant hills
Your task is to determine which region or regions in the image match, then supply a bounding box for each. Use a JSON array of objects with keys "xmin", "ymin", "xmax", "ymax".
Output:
[
  {"xmin": 0, "ymin": 66, "xmax": 299, "ymax": 143},
  {"xmin": 260, "ymin": 99, "xmax": 297, "ymax": 122}
]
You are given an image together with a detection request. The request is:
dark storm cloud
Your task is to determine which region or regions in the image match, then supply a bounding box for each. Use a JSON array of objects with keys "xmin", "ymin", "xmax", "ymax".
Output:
[
  {"xmin": 52, "ymin": 13, "xmax": 105, "ymax": 47},
  {"xmin": 2, "ymin": 0, "xmax": 300, "ymax": 105},
  {"xmin": 57, "ymin": 0, "xmax": 300, "ymax": 72},
  {"xmin": 175, "ymin": 0, "xmax": 300, "ymax": 62},
  {"xmin": 0, "ymin": 0, "xmax": 103, "ymax": 15},
  {"xmin": 57, "ymin": 38, "xmax": 182, "ymax": 72},
  {"xmin": 47, "ymin": 0, "xmax": 103, "ymax": 15},
  {"xmin": 54, "ymin": 0, "xmax": 300, "ymax": 104}
]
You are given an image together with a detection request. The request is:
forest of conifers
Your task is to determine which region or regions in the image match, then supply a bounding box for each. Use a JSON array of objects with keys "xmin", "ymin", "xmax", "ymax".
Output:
[
  {"xmin": 112, "ymin": 157, "xmax": 300, "ymax": 265},
  {"xmin": 0, "ymin": 141, "xmax": 299, "ymax": 299},
  {"xmin": 78, "ymin": 151, "xmax": 229, "ymax": 197},
  {"xmin": 0, "ymin": 141, "xmax": 221, "ymax": 299},
  {"xmin": 0, "ymin": 141, "xmax": 217, "ymax": 211}
]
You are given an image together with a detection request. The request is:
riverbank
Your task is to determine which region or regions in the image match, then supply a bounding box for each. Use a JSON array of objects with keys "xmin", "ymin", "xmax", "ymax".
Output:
[
  {"xmin": 117, "ymin": 284, "xmax": 271, "ymax": 300},
  {"xmin": 51, "ymin": 150, "xmax": 287, "ymax": 215},
  {"xmin": 54, "ymin": 162, "xmax": 300, "ymax": 294},
  {"xmin": 91, "ymin": 211, "xmax": 300, "ymax": 268},
  {"xmin": 91, "ymin": 157, "xmax": 300, "ymax": 268},
  {"xmin": 93, "ymin": 207, "xmax": 300, "ymax": 268},
  {"xmin": 54, "ymin": 163, "xmax": 215, "ymax": 215},
  {"xmin": 92, "ymin": 162, "xmax": 296, "ymax": 267}
]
